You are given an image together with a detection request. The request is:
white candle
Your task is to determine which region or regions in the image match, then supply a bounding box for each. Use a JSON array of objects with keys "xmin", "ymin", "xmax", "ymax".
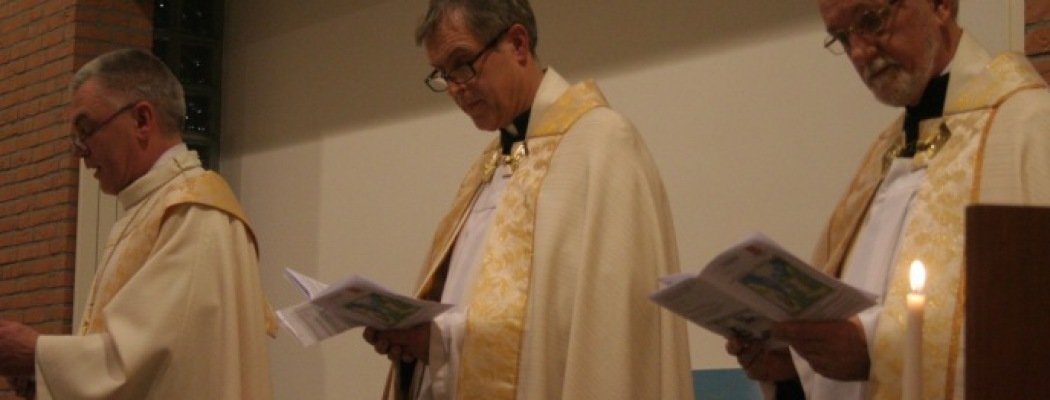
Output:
[{"xmin": 903, "ymin": 260, "xmax": 926, "ymax": 400}]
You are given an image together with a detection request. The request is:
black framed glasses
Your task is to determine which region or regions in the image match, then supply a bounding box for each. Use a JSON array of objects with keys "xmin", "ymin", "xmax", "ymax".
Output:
[
  {"xmin": 823, "ymin": 0, "xmax": 902, "ymax": 55},
  {"xmin": 424, "ymin": 27, "xmax": 511, "ymax": 92},
  {"xmin": 72, "ymin": 102, "xmax": 138, "ymax": 154}
]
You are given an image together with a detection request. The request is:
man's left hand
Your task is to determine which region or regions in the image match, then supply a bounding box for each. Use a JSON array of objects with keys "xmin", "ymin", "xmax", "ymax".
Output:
[
  {"xmin": 0, "ymin": 319, "xmax": 39, "ymax": 376},
  {"xmin": 773, "ymin": 317, "xmax": 869, "ymax": 381}
]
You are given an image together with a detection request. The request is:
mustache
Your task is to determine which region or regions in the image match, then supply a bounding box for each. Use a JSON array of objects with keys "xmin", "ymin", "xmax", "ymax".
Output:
[{"xmin": 862, "ymin": 57, "xmax": 900, "ymax": 83}]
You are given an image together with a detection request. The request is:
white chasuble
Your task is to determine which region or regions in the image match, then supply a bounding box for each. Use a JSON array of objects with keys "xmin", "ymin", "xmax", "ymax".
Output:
[
  {"xmin": 386, "ymin": 69, "xmax": 693, "ymax": 400},
  {"xmin": 35, "ymin": 150, "xmax": 277, "ymax": 400},
  {"xmin": 806, "ymin": 33, "xmax": 1050, "ymax": 400}
]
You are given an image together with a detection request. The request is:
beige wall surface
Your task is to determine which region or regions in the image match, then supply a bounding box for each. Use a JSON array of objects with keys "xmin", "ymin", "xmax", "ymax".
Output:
[{"xmin": 221, "ymin": 0, "xmax": 1014, "ymax": 398}]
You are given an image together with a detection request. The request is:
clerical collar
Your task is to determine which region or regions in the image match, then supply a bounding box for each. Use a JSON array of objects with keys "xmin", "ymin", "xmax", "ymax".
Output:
[
  {"xmin": 901, "ymin": 73, "xmax": 950, "ymax": 158},
  {"xmin": 500, "ymin": 109, "xmax": 531, "ymax": 155}
]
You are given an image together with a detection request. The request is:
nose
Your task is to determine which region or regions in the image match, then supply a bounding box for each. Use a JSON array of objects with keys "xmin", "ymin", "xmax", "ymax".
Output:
[
  {"xmin": 446, "ymin": 80, "xmax": 468, "ymax": 96},
  {"xmin": 846, "ymin": 33, "xmax": 879, "ymax": 66}
]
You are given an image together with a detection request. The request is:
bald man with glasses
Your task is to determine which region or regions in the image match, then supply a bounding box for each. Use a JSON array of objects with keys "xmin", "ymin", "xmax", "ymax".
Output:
[
  {"xmin": 727, "ymin": 1, "xmax": 1050, "ymax": 399},
  {"xmin": 360, "ymin": 1, "xmax": 692, "ymax": 399}
]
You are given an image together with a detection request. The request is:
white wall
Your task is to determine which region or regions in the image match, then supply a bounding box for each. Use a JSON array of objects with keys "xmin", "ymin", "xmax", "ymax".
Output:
[{"xmin": 221, "ymin": 1, "xmax": 1014, "ymax": 398}]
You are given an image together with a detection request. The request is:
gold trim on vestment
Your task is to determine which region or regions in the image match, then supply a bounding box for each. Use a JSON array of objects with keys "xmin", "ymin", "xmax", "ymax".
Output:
[
  {"xmin": 454, "ymin": 81, "xmax": 609, "ymax": 400},
  {"xmin": 947, "ymin": 53, "xmax": 1047, "ymax": 114},
  {"xmin": 79, "ymin": 166, "xmax": 275, "ymax": 337},
  {"xmin": 869, "ymin": 107, "xmax": 989, "ymax": 400},
  {"xmin": 882, "ymin": 120, "xmax": 952, "ymax": 171},
  {"xmin": 868, "ymin": 53, "xmax": 1048, "ymax": 400}
]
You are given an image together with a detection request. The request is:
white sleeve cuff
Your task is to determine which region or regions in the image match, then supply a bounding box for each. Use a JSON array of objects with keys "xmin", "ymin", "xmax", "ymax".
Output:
[
  {"xmin": 426, "ymin": 310, "xmax": 467, "ymax": 397},
  {"xmin": 857, "ymin": 305, "xmax": 883, "ymax": 358}
]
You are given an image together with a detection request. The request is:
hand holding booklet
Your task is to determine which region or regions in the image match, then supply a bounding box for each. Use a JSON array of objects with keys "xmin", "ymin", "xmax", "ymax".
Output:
[
  {"xmin": 276, "ymin": 268, "xmax": 452, "ymax": 346},
  {"xmin": 650, "ymin": 233, "xmax": 876, "ymax": 344}
]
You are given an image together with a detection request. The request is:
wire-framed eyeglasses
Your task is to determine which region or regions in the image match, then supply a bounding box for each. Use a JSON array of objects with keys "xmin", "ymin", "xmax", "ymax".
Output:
[
  {"xmin": 71, "ymin": 102, "xmax": 138, "ymax": 154},
  {"xmin": 823, "ymin": 0, "xmax": 902, "ymax": 55},
  {"xmin": 424, "ymin": 27, "xmax": 511, "ymax": 92}
]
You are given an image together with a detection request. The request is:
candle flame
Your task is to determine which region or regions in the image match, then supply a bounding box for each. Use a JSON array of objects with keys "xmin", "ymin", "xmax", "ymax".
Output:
[{"xmin": 910, "ymin": 260, "xmax": 926, "ymax": 292}]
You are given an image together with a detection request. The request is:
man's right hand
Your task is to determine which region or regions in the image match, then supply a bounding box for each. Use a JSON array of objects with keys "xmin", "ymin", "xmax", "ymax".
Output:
[
  {"xmin": 0, "ymin": 319, "xmax": 39, "ymax": 377},
  {"xmin": 772, "ymin": 318, "xmax": 870, "ymax": 381},
  {"xmin": 6, "ymin": 376, "xmax": 35, "ymax": 399},
  {"xmin": 362, "ymin": 324, "xmax": 431, "ymax": 364},
  {"xmin": 725, "ymin": 337, "xmax": 797, "ymax": 382}
]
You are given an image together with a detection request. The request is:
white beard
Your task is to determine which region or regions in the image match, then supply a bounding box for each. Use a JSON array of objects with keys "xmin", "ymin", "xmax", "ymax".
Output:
[{"xmin": 863, "ymin": 35, "xmax": 940, "ymax": 107}]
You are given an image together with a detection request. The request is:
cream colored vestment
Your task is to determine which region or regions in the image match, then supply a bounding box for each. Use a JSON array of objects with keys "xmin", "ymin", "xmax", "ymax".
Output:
[
  {"xmin": 387, "ymin": 69, "xmax": 693, "ymax": 400},
  {"xmin": 799, "ymin": 33, "xmax": 1050, "ymax": 400},
  {"xmin": 35, "ymin": 149, "xmax": 276, "ymax": 400}
]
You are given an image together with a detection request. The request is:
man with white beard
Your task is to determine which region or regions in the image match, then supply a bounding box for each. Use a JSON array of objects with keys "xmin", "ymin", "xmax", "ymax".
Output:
[{"xmin": 726, "ymin": 0, "xmax": 1050, "ymax": 399}]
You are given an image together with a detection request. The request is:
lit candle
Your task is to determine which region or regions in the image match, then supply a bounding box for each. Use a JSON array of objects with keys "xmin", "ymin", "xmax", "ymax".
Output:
[{"xmin": 903, "ymin": 260, "xmax": 926, "ymax": 400}]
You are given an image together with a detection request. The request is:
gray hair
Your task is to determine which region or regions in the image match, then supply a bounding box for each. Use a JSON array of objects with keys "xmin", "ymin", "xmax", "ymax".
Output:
[
  {"xmin": 415, "ymin": 0, "xmax": 538, "ymax": 55},
  {"xmin": 71, "ymin": 48, "xmax": 186, "ymax": 136}
]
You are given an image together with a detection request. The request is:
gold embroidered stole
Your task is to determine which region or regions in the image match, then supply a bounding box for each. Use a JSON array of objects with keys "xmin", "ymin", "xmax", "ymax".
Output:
[
  {"xmin": 78, "ymin": 170, "xmax": 276, "ymax": 336},
  {"xmin": 406, "ymin": 81, "xmax": 609, "ymax": 400},
  {"xmin": 805, "ymin": 52, "xmax": 1045, "ymax": 400},
  {"xmin": 866, "ymin": 108, "xmax": 987, "ymax": 400},
  {"xmin": 456, "ymin": 81, "xmax": 609, "ymax": 399}
]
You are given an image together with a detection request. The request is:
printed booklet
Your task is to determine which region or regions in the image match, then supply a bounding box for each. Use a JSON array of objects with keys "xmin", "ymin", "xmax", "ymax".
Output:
[{"xmin": 650, "ymin": 233, "xmax": 876, "ymax": 343}]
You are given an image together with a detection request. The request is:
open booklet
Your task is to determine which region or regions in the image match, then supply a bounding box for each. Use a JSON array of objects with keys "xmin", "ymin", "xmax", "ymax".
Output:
[
  {"xmin": 650, "ymin": 233, "xmax": 876, "ymax": 344},
  {"xmin": 276, "ymin": 269, "xmax": 452, "ymax": 346}
]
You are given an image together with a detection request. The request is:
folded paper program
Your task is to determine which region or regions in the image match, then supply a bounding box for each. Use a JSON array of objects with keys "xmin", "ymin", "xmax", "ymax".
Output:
[
  {"xmin": 277, "ymin": 268, "xmax": 452, "ymax": 346},
  {"xmin": 650, "ymin": 233, "xmax": 876, "ymax": 344}
]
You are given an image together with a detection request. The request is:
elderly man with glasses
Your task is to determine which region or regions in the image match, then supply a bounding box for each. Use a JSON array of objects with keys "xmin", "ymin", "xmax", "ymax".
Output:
[
  {"xmin": 360, "ymin": 1, "xmax": 692, "ymax": 399},
  {"xmin": 0, "ymin": 48, "xmax": 278, "ymax": 399},
  {"xmin": 727, "ymin": 0, "xmax": 1050, "ymax": 399}
]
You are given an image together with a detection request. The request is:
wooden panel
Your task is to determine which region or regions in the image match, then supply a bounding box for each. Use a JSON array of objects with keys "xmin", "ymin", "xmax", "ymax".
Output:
[{"xmin": 966, "ymin": 205, "xmax": 1050, "ymax": 399}]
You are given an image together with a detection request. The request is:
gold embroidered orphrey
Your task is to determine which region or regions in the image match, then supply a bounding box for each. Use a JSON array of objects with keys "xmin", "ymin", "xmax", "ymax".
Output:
[
  {"xmin": 78, "ymin": 171, "xmax": 274, "ymax": 336},
  {"xmin": 856, "ymin": 52, "xmax": 1047, "ymax": 400},
  {"xmin": 458, "ymin": 80, "xmax": 608, "ymax": 400},
  {"xmin": 402, "ymin": 80, "xmax": 610, "ymax": 400}
]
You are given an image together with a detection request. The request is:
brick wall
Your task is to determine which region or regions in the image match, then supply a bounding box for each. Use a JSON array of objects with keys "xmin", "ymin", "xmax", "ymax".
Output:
[
  {"xmin": 1030, "ymin": 0, "xmax": 1050, "ymax": 83},
  {"xmin": 0, "ymin": 1, "xmax": 152, "ymax": 398}
]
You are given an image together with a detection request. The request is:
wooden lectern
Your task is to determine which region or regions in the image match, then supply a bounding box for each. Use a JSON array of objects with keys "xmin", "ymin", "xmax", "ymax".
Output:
[{"xmin": 966, "ymin": 205, "xmax": 1050, "ymax": 399}]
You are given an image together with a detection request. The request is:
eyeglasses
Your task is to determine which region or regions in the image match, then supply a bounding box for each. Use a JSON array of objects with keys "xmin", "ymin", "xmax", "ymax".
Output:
[
  {"xmin": 823, "ymin": 0, "xmax": 902, "ymax": 55},
  {"xmin": 424, "ymin": 27, "xmax": 510, "ymax": 92},
  {"xmin": 71, "ymin": 102, "xmax": 137, "ymax": 154}
]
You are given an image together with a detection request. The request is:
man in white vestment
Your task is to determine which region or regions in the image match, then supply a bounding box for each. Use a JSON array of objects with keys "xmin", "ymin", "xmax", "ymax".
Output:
[
  {"xmin": 0, "ymin": 48, "xmax": 277, "ymax": 399},
  {"xmin": 361, "ymin": 1, "xmax": 693, "ymax": 399},
  {"xmin": 726, "ymin": 0, "xmax": 1050, "ymax": 399}
]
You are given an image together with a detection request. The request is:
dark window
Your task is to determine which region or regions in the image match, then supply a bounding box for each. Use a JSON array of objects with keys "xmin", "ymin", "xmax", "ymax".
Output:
[{"xmin": 153, "ymin": 0, "xmax": 223, "ymax": 170}]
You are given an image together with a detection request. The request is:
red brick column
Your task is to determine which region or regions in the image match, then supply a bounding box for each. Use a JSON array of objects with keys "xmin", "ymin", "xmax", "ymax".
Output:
[
  {"xmin": 1029, "ymin": 0, "xmax": 1050, "ymax": 83},
  {"xmin": 0, "ymin": 1, "xmax": 151, "ymax": 398}
]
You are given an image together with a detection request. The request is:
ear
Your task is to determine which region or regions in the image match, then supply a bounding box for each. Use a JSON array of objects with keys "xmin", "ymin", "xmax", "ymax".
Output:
[
  {"xmin": 931, "ymin": 0, "xmax": 953, "ymax": 23},
  {"xmin": 130, "ymin": 101, "xmax": 158, "ymax": 143},
  {"xmin": 506, "ymin": 23, "xmax": 532, "ymax": 65}
]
